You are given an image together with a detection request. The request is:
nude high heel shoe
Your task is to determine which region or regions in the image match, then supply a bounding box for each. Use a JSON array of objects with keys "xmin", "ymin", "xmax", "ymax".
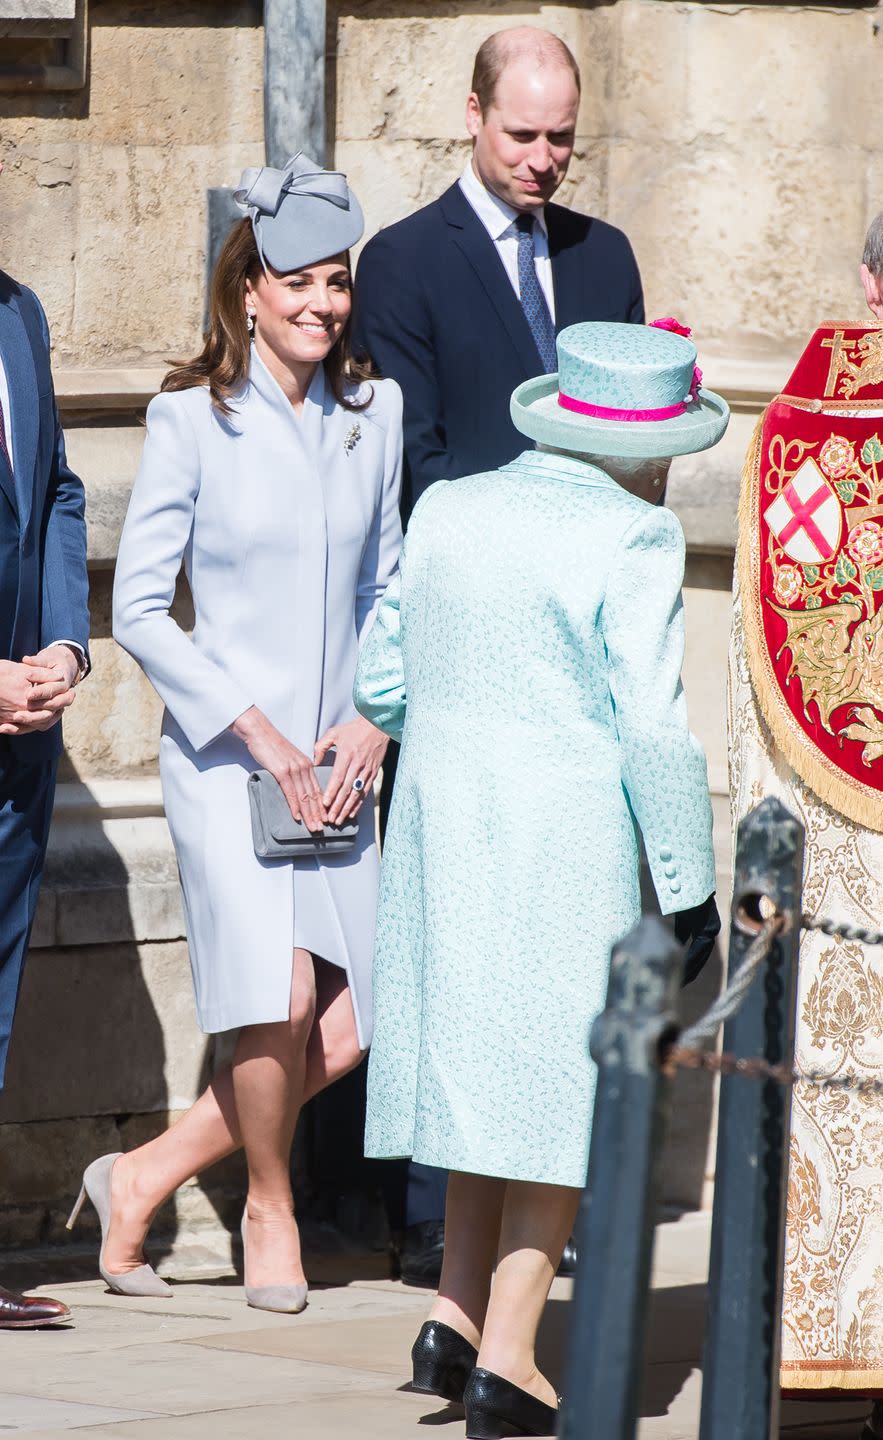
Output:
[
  {"xmin": 67, "ymin": 1153, "xmax": 172, "ymax": 1298},
  {"xmin": 240, "ymin": 1210, "xmax": 308, "ymax": 1314}
]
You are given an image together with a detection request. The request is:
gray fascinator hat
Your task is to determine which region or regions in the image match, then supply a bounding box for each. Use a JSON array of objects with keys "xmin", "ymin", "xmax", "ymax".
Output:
[{"xmin": 233, "ymin": 152, "xmax": 364, "ymax": 273}]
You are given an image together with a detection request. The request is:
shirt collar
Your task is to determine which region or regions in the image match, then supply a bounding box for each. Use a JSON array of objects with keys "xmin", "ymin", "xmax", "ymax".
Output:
[{"xmin": 459, "ymin": 160, "xmax": 548, "ymax": 241}]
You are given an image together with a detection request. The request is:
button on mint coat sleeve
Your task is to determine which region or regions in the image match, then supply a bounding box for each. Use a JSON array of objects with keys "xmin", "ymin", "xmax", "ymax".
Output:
[{"xmin": 601, "ymin": 505, "xmax": 716, "ymax": 914}]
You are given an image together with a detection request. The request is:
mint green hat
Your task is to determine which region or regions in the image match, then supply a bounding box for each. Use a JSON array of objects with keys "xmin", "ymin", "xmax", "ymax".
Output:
[{"xmin": 510, "ymin": 320, "xmax": 729, "ymax": 459}]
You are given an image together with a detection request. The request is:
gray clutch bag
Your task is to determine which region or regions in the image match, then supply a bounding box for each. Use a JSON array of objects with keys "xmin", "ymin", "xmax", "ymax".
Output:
[{"xmin": 248, "ymin": 765, "xmax": 358, "ymax": 858}]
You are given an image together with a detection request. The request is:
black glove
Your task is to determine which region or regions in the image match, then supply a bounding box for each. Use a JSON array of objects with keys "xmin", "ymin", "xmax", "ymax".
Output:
[{"xmin": 674, "ymin": 893, "xmax": 721, "ymax": 985}]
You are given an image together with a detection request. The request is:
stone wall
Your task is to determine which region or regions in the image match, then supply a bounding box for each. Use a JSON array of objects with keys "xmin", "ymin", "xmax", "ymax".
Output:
[{"xmin": 2, "ymin": 0, "xmax": 882, "ymax": 1268}]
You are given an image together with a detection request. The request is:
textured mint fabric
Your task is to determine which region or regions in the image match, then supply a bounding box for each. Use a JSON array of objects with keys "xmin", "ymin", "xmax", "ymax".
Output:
[
  {"xmin": 557, "ymin": 319, "xmax": 696, "ymax": 411},
  {"xmin": 354, "ymin": 450, "xmax": 715, "ymax": 1186}
]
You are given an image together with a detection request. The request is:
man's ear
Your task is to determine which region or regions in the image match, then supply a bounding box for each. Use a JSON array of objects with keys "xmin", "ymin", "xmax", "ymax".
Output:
[
  {"xmin": 861, "ymin": 262, "xmax": 883, "ymax": 320},
  {"xmin": 465, "ymin": 92, "xmax": 483, "ymax": 140}
]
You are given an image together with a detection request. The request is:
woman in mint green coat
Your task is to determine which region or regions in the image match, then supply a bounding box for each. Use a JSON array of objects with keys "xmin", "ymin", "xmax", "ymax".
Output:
[{"xmin": 354, "ymin": 322, "xmax": 729, "ymax": 1438}]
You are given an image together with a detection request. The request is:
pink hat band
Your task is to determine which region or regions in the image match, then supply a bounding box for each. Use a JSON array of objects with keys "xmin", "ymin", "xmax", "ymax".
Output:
[{"xmin": 557, "ymin": 392, "xmax": 688, "ymax": 423}]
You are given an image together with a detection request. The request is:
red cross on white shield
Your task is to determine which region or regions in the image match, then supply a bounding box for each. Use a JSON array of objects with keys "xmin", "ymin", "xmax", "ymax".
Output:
[{"xmin": 764, "ymin": 458, "xmax": 842, "ymax": 563}]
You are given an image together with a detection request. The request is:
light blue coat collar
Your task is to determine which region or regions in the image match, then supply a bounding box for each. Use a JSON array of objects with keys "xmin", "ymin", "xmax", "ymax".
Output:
[
  {"xmin": 503, "ymin": 448, "xmax": 619, "ymax": 489},
  {"xmin": 247, "ymin": 341, "xmax": 328, "ymax": 416}
]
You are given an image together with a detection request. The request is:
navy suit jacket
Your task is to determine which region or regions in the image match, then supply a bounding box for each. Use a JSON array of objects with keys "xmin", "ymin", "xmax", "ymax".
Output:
[
  {"xmin": 0, "ymin": 271, "xmax": 89, "ymax": 760},
  {"xmin": 353, "ymin": 182, "xmax": 644, "ymax": 519}
]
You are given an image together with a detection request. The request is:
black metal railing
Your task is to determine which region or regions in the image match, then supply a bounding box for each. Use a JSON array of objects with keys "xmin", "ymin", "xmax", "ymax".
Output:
[{"xmin": 561, "ymin": 795, "xmax": 805, "ymax": 1440}]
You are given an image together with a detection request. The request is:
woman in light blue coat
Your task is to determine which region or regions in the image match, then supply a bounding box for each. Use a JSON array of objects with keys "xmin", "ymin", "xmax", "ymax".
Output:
[
  {"xmin": 354, "ymin": 322, "xmax": 728, "ymax": 1437},
  {"xmin": 69, "ymin": 157, "xmax": 402, "ymax": 1313}
]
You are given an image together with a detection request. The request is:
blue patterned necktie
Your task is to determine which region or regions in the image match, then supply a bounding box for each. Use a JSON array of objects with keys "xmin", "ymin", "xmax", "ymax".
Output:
[{"xmin": 515, "ymin": 213, "xmax": 557, "ymax": 373}]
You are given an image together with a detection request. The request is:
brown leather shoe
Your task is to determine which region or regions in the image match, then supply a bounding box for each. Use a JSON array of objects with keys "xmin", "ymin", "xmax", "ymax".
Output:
[{"xmin": 0, "ymin": 1284, "xmax": 71, "ymax": 1328}]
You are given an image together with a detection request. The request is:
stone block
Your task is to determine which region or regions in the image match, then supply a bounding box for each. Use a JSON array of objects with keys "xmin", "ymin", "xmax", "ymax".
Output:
[
  {"xmin": 0, "ymin": 940, "xmax": 208, "ymax": 1124},
  {"xmin": 682, "ymin": 557, "xmax": 736, "ymax": 796},
  {"xmin": 4, "ymin": 1, "xmax": 77, "ymax": 18},
  {"xmin": 0, "ymin": 1115, "xmax": 121, "ymax": 1247},
  {"xmin": 71, "ymin": 144, "xmax": 207, "ymax": 366},
  {"xmin": 0, "ymin": 1111, "xmax": 244, "ymax": 1256},
  {"xmin": 51, "ymin": 879, "xmax": 184, "ymax": 948},
  {"xmin": 339, "ymin": 137, "xmax": 469, "ymax": 246},
  {"xmin": 65, "ymin": 421, "xmax": 146, "ymax": 566},
  {"xmin": 685, "ymin": 4, "xmax": 883, "ymax": 151},
  {"xmin": 0, "ymin": 145, "xmax": 78, "ymax": 350},
  {"xmin": 552, "ymin": 141, "xmax": 607, "ymax": 222},
  {"xmin": 608, "ymin": 139, "xmax": 868, "ymax": 356},
  {"xmin": 666, "ymin": 406, "xmax": 758, "ymax": 555},
  {"xmin": 60, "ymin": 568, "xmax": 192, "ymax": 784},
  {"xmin": 79, "ymin": 4, "xmax": 263, "ymax": 149},
  {"xmin": 335, "ymin": 5, "xmax": 612, "ymax": 144},
  {"xmin": 612, "ymin": 0, "xmax": 690, "ymax": 145}
]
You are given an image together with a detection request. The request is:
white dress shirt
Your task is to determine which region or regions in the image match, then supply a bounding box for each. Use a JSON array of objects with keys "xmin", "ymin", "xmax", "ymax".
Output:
[
  {"xmin": 0, "ymin": 348, "xmax": 86, "ymax": 674},
  {"xmin": 458, "ymin": 160, "xmax": 557, "ymax": 321},
  {"xmin": 0, "ymin": 351, "xmax": 12, "ymax": 467}
]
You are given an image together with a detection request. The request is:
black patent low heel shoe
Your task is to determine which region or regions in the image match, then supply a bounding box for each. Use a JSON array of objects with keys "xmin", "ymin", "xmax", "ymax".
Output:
[
  {"xmin": 411, "ymin": 1320, "xmax": 479, "ymax": 1404},
  {"xmin": 463, "ymin": 1367, "xmax": 561, "ymax": 1438}
]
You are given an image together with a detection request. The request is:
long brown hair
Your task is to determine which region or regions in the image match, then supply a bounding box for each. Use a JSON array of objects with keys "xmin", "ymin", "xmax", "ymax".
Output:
[{"xmin": 162, "ymin": 218, "xmax": 374, "ymax": 416}]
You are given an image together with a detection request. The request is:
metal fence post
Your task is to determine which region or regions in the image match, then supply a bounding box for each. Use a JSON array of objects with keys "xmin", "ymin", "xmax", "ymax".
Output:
[
  {"xmin": 263, "ymin": 0, "xmax": 327, "ymax": 168},
  {"xmin": 699, "ymin": 795, "xmax": 804, "ymax": 1440},
  {"xmin": 204, "ymin": 0, "xmax": 328, "ymax": 329},
  {"xmin": 561, "ymin": 914, "xmax": 684, "ymax": 1440}
]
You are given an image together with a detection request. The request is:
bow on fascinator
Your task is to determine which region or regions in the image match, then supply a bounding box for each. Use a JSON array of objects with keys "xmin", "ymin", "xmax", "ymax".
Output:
[{"xmin": 233, "ymin": 152, "xmax": 352, "ymax": 271}]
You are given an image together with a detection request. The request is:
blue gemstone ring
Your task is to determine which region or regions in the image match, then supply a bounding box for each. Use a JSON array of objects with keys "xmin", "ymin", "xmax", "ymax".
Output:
[{"xmin": 352, "ymin": 777, "xmax": 365, "ymax": 793}]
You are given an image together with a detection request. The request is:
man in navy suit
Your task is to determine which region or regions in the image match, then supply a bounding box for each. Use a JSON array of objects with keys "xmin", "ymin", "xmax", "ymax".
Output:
[
  {"xmin": 353, "ymin": 26, "xmax": 643, "ymax": 1284},
  {"xmin": 0, "ymin": 161, "xmax": 90, "ymax": 1326},
  {"xmin": 354, "ymin": 26, "xmax": 644, "ymax": 519}
]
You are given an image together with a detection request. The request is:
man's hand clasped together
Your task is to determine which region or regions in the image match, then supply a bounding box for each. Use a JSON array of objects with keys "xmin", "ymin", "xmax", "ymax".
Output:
[{"xmin": 0, "ymin": 647, "xmax": 80, "ymax": 736}]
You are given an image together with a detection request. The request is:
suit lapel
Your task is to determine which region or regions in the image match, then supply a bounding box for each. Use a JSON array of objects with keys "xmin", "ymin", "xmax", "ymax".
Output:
[
  {"xmin": 548, "ymin": 208, "xmax": 587, "ymax": 332},
  {"xmin": 0, "ymin": 285, "xmax": 39, "ymax": 531},
  {"xmin": 440, "ymin": 185, "xmax": 543, "ymax": 375}
]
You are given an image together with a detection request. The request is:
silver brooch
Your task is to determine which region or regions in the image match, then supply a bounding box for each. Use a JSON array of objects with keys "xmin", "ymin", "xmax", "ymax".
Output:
[{"xmin": 344, "ymin": 422, "xmax": 362, "ymax": 455}]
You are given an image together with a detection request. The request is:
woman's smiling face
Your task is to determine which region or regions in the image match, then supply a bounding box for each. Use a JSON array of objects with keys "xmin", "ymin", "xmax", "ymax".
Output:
[{"xmin": 245, "ymin": 253, "xmax": 352, "ymax": 373}]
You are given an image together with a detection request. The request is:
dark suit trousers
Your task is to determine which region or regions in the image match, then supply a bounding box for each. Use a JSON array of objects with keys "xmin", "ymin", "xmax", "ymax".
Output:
[{"xmin": 0, "ymin": 739, "xmax": 57, "ymax": 1090}]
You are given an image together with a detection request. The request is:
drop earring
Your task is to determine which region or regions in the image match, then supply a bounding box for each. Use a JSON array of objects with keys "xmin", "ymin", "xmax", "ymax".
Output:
[{"xmin": 246, "ymin": 310, "xmax": 255, "ymax": 333}]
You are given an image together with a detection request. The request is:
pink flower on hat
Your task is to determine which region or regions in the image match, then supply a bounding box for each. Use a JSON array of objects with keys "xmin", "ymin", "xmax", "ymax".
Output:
[
  {"xmin": 650, "ymin": 316, "xmax": 692, "ymax": 339},
  {"xmin": 650, "ymin": 317, "xmax": 703, "ymax": 404}
]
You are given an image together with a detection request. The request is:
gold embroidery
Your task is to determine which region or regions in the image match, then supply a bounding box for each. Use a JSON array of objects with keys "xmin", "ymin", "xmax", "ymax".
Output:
[
  {"xmin": 738, "ymin": 415, "xmax": 883, "ymax": 830},
  {"xmin": 729, "ymin": 598, "xmax": 883, "ymax": 1392},
  {"xmin": 822, "ymin": 329, "xmax": 883, "ymax": 399}
]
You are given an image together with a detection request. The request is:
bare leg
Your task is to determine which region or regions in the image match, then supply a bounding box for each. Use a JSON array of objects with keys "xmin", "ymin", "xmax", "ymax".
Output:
[
  {"xmin": 428, "ymin": 1170, "xmax": 506, "ymax": 1349},
  {"xmin": 102, "ymin": 953, "xmax": 364, "ymax": 1276},
  {"xmin": 302, "ymin": 958, "xmax": 365, "ymax": 1102},
  {"xmin": 235, "ymin": 947, "xmax": 317, "ymax": 1289},
  {"xmin": 477, "ymin": 1179, "xmax": 580, "ymax": 1408}
]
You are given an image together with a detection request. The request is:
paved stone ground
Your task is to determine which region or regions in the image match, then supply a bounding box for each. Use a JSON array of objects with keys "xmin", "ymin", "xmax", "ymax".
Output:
[{"xmin": 0, "ymin": 1211, "xmax": 873, "ymax": 1438}]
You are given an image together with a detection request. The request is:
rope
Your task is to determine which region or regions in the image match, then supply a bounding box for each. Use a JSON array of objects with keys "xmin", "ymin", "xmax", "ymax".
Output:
[
  {"xmin": 664, "ymin": 1043, "xmax": 883, "ymax": 1096},
  {"xmin": 678, "ymin": 915, "xmax": 783, "ymax": 1050},
  {"xmin": 801, "ymin": 914, "xmax": 883, "ymax": 947}
]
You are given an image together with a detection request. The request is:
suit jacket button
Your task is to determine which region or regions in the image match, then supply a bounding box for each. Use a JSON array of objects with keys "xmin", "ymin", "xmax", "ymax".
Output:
[
  {"xmin": 664, "ymin": 864, "xmax": 677, "ymax": 878},
  {"xmin": 659, "ymin": 846, "xmax": 672, "ymax": 862},
  {"xmin": 670, "ymin": 880, "xmax": 682, "ymax": 895}
]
